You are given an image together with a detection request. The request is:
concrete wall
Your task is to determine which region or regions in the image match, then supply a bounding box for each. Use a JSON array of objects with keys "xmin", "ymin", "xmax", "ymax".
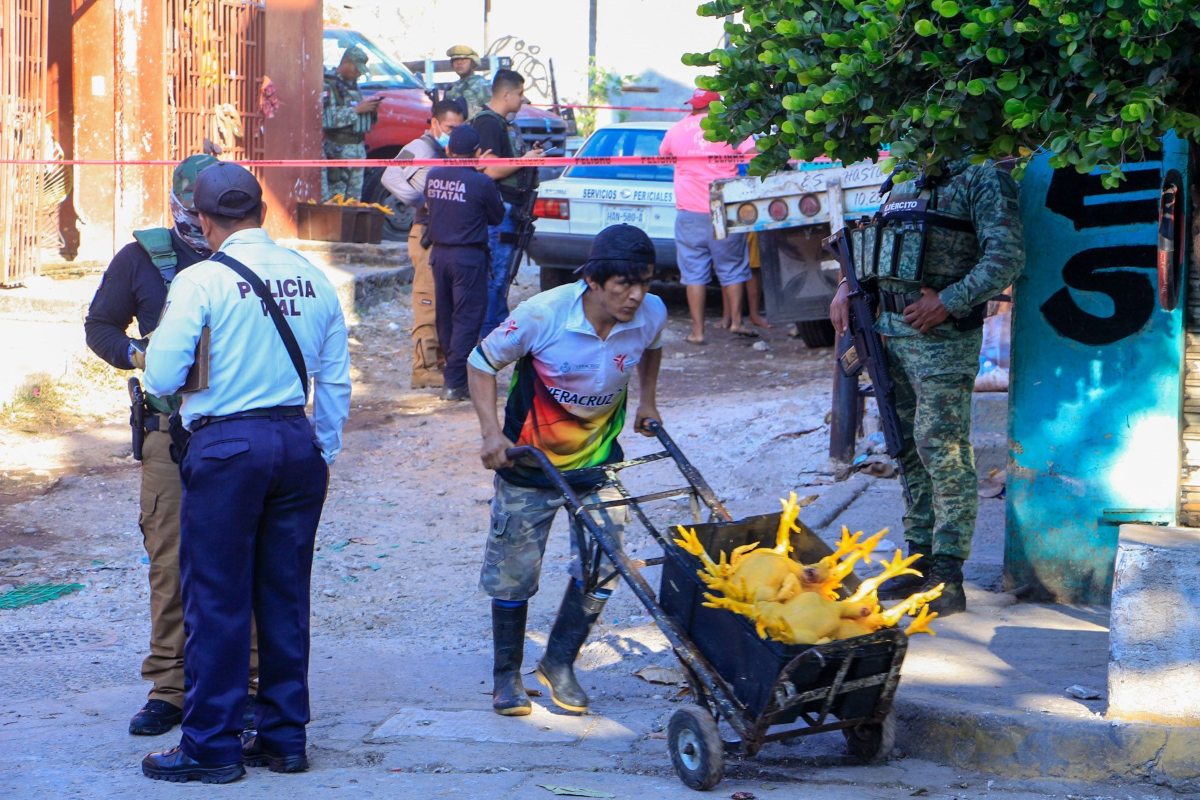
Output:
[
  {"xmin": 57, "ymin": 0, "xmax": 322, "ymax": 261},
  {"xmin": 262, "ymin": 0, "xmax": 325, "ymax": 237}
]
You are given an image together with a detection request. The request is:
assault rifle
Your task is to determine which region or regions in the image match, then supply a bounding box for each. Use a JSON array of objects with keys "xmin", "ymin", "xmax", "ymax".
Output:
[
  {"xmin": 128, "ymin": 377, "xmax": 145, "ymax": 462},
  {"xmin": 503, "ymin": 184, "xmax": 538, "ymax": 289},
  {"xmin": 822, "ymin": 224, "xmax": 905, "ymax": 461}
]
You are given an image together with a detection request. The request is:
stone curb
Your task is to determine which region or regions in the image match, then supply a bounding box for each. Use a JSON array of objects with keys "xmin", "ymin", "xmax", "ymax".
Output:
[{"xmin": 894, "ymin": 682, "xmax": 1200, "ymax": 791}]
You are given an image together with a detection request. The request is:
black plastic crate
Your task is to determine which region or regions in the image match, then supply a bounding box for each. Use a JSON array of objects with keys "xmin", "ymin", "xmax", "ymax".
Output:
[{"xmin": 659, "ymin": 514, "xmax": 894, "ymax": 722}]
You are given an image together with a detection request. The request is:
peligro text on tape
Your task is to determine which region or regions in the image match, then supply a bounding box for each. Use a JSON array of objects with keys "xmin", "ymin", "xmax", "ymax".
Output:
[{"xmin": 0, "ymin": 153, "xmax": 755, "ymax": 169}]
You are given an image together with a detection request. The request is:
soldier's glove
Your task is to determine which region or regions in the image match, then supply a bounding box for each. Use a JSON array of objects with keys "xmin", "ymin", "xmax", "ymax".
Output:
[{"xmin": 128, "ymin": 337, "xmax": 150, "ymax": 370}]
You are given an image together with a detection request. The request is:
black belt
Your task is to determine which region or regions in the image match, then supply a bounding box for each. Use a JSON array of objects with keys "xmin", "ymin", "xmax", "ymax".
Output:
[
  {"xmin": 143, "ymin": 412, "xmax": 170, "ymax": 433},
  {"xmin": 879, "ymin": 290, "xmax": 923, "ymax": 314},
  {"xmin": 191, "ymin": 405, "xmax": 305, "ymax": 432},
  {"xmin": 879, "ymin": 290, "xmax": 988, "ymax": 331},
  {"xmin": 325, "ymin": 131, "xmax": 364, "ymax": 146},
  {"xmin": 432, "ymin": 242, "xmax": 488, "ymax": 251}
]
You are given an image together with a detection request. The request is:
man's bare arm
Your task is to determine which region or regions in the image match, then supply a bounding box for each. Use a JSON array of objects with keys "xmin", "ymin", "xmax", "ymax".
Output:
[{"xmin": 468, "ymin": 364, "xmax": 515, "ymax": 469}]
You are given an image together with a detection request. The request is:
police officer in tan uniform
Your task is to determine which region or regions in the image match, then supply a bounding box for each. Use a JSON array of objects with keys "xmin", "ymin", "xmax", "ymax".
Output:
[{"xmin": 84, "ymin": 155, "xmax": 259, "ymax": 735}]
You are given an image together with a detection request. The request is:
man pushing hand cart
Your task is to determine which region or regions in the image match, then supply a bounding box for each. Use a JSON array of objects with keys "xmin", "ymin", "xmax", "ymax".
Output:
[{"xmin": 466, "ymin": 223, "xmax": 667, "ymax": 717}]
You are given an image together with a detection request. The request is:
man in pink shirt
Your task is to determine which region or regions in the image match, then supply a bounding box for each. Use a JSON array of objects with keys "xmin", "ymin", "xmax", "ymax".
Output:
[{"xmin": 659, "ymin": 89, "xmax": 755, "ymax": 344}]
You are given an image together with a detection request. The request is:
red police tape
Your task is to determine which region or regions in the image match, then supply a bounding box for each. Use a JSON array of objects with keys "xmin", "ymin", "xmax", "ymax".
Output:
[
  {"xmin": 0, "ymin": 153, "xmax": 755, "ymax": 169},
  {"xmin": 528, "ymin": 102, "xmax": 688, "ymax": 113}
]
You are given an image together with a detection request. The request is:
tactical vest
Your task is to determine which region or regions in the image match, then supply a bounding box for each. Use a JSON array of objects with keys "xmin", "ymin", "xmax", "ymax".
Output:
[
  {"xmin": 400, "ymin": 134, "xmax": 444, "ymax": 225},
  {"xmin": 132, "ymin": 228, "xmax": 182, "ymax": 414},
  {"xmin": 133, "ymin": 227, "xmax": 179, "ymax": 286},
  {"xmin": 323, "ymin": 73, "xmax": 372, "ymax": 136},
  {"xmin": 855, "ymin": 183, "xmax": 975, "ymax": 286},
  {"xmin": 472, "ymin": 107, "xmax": 537, "ymax": 195}
]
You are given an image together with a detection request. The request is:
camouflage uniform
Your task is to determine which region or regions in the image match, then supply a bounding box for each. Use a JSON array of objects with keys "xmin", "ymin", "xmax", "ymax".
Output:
[
  {"xmin": 445, "ymin": 73, "xmax": 491, "ymax": 121},
  {"xmin": 481, "ymin": 476, "xmax": 628, "ymax": 601},
  {"xmin": 872, "ymin": 161, "xmax": 1024, "ymax": 560},
  {"xmin": 322, "ymin": 46, "xmax": 376, "ymax": 201}
]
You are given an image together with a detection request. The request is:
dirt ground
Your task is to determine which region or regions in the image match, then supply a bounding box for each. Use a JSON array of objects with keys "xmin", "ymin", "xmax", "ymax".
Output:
[{"xmin": 0, "ymin": 269, "xmax": 838, "ymax": 599}]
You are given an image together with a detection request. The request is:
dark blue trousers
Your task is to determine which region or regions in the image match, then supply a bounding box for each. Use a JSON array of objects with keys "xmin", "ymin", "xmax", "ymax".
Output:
[
  {"xmin": 177, "ymin": 413, "xmax": 328, "ymax": 764},
  {"xmin": 482, "ymin": 201, "xmax": 516, "ymax": 339},
  {"xmin": 431, "ymin": 245, "xmax": 489, "ymax": 392}
]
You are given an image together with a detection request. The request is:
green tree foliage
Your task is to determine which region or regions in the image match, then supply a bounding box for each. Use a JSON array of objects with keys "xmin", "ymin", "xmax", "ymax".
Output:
[{"xmin": 683, "ymin": 0, "xmax": 1200, "ymax": 184}]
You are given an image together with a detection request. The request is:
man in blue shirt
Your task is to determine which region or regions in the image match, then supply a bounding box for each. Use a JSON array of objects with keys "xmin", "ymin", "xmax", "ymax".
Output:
[
  {"xmin": 426, "ymin": 124, "xmax": 505, "ymax": 401},
  {"xmin": 141, "ymin": 163, "xmax": 351, "ymax": 784}
]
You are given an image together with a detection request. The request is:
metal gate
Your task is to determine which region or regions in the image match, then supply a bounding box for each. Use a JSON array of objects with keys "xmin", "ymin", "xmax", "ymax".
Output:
[
  {"xmin": 0, "ymin": 0, "xmax": 48, "ymax": 286},
  {"xmin": 166, "ymin": 0, "xmax": 265, "ymax": 169}
]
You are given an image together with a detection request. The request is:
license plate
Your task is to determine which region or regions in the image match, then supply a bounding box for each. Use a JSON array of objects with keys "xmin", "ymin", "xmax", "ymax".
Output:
[{"xmin": 603, "ymin": 205, "xmax": 646, "ymax": 228}]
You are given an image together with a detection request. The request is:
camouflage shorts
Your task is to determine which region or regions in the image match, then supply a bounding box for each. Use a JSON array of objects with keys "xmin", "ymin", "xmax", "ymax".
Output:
[{"xmin": 480, "ymin": 475, "xmax": 628, "ymax": 602}]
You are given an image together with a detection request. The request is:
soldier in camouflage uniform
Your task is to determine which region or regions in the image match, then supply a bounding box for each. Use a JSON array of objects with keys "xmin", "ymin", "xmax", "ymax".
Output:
[
  {"xmin": 443, "ymin": 44, "xmax": 491, "ymax": 120},
  {"xmin": 830, "ymin": 159, "xmax": 1024, "ymax": 615},
  {"xmin": 322, "ymin": 45, "xmax": 380, "ymax": 201}
]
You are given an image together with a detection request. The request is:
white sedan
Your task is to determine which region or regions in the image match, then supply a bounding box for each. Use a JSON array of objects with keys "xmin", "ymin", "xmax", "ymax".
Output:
[{"xmin": 528, "ymin": 122, "xmax": 678, "ymax": 290}]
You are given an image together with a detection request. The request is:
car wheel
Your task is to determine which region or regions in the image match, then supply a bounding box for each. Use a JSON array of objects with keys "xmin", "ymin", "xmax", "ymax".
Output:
[
  {"xmin": 539, "ymin": 265, "xmax": 576, "ymax": 292},
  {"xmin": 362, "ymin": 167, "xmax": 414, "ymax": 241},
  {"xmin": 797, "ymin": 319, "xmax": 836, "ymax": 349}
]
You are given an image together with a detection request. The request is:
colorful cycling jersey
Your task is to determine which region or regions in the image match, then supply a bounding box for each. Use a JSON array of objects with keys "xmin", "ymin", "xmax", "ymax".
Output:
[{"xmin": 468, "ymin": 280, "xmax": 667, "ymax": 488}]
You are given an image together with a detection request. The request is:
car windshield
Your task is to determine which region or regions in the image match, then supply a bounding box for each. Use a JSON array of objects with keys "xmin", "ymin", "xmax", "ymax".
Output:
[
  {"xmin": 323, "ymin": 30, "xmax": 422, "ymax": 91},
  {"xmin": 565, "ymin": 128, "xmax": 673, "ymax": 182}
]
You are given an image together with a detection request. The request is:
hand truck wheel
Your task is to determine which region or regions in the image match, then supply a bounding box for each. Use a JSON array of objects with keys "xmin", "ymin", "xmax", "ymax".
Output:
[
  {"xmin": 667, "ymin": 704, "xmax": 724, "ymax": 790},
  {"xmin": 842, "ymin": 711, "xmax": 896, "ymax": 763}
]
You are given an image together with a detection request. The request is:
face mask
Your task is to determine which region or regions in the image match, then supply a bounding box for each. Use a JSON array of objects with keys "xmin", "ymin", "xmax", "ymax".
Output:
[
  {"xmin": 169, "ymin": 193, "xmax": 211, "ymax": 255},
  {"xmin": 436, "ymin": 133, "xmax": 451, "ymax": 149}
]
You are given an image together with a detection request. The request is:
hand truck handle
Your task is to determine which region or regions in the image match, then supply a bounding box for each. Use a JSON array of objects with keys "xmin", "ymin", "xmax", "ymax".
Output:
[{"xmin": 504, "ymin": 446, "xmax": 589, "ymax": 516}]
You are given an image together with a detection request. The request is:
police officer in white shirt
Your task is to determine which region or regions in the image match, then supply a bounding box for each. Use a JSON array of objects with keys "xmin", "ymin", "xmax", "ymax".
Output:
[{"xmin": 141, "ymin": 162, "xmax": 351, "ymax": 784}]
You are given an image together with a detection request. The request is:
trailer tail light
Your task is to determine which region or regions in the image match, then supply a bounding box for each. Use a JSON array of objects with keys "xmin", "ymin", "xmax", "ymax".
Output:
[
  {"xmin": 736, "ymin": 203, "xmax": 758, "ymax": 224},
  {"xmin": 799, "ymin": 194, "xmax": 821, "ymax": 217},
  {"xmin": 767, "ymin": 199, "xmax": 789, "ymax": 221},
  {"xmin": 533, "ymin": 198, "xmax": 570, "ymax": 219}
]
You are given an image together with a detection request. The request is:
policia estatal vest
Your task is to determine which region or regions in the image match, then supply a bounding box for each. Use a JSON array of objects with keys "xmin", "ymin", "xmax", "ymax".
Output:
[{"xmin": 84, "ymin": 154, "xmax": 259, "ymax": 737}]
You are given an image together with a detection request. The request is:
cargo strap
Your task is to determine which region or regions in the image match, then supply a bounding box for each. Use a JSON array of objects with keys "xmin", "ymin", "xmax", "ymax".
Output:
[{"xmin": 133, "ymin": 227, "xmax": 178, "ymax": 286}]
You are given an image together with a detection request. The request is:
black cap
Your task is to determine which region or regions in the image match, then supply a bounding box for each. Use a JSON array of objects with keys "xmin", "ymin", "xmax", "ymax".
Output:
[
  {"xmin": 193, "ymin": 162, "xmax": 263, "ymax": 218},
  {"xmin": 447, "ymin": 125, "xmax": 481, "ymax": 156},
  {"xmin": 575, "ymin": 223, "xmax": 655, "ymax": 274}
]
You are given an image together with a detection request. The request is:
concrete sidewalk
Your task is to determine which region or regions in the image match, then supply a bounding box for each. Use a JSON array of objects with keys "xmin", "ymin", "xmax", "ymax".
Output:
[{"xmin": 816, "ymin": 476, "xmax": 1200, "ymax": 793}]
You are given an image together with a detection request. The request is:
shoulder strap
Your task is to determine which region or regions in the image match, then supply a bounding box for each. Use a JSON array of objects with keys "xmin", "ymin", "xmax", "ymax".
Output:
[
  {"xmin": 209, "ymin": 251, "xmax": 309, "ymax": 401},
  {"xmin": 133, "ymin": 228, "xmax": 178, "ymax": 285}
]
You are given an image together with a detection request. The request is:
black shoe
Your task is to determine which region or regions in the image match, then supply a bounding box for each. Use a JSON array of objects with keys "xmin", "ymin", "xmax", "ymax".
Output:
[
  {"xmin": 922, "ymin": 554, "xmax": 967, "ymax": 617},
  {"xmin": 129, "ymin": 699, "xmax": 183, "ymax": 736},
  {"xmin": 492, "ymin": 602, "xmax": 532, "ymax": 716},
  {"xmin": 242, "ymin": 735, "xmax": 309, "ymax": 773},
  {"xmin": 440, "ymin": 386, "xmax": 469, "ymax": 401},
  {"xmin": 141, "ymin": 745, "xmax": 245, "ymax": 784},
  {"xmin": 877, "ymin": 541, "xmax": 932, "ymax": 601},
  {"xmin": 535, "ymin": 581, "xmax": 608, "ymax": 713}
]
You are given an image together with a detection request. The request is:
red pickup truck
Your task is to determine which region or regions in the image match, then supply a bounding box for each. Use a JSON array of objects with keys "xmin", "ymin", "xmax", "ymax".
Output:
[{"xmin": 324, "ymin": 29, "xmax": 568, "ymax": 238}]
